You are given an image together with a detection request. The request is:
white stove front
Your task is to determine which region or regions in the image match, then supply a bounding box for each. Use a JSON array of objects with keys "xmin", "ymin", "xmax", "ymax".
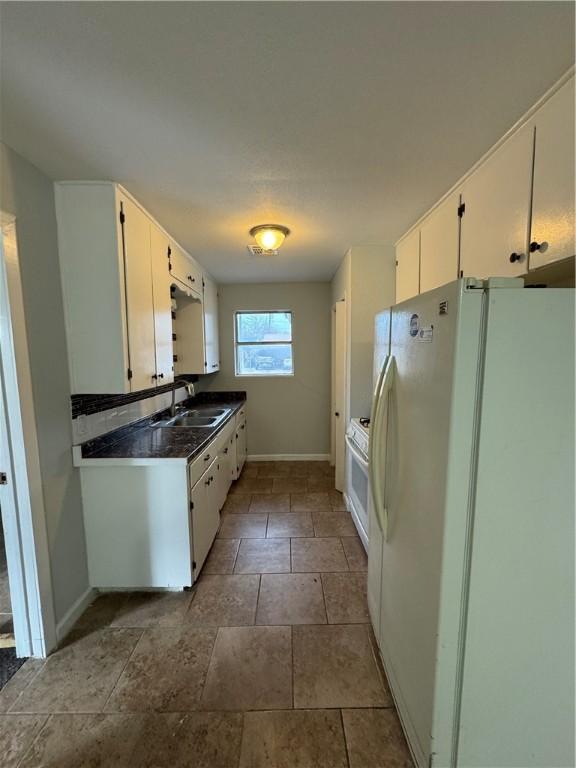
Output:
[{"xmin": 345, "ymin": 418, "xmax": 370, "ymax": 550}]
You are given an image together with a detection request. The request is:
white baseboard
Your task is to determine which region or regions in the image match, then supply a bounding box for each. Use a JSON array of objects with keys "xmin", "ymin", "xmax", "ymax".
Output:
[
  {"xmin": 247, "ymin": 453, "xmax": 332, "ymax": 462},
  {"xmin": 56, "ymin": 585, "xmax": 96, "ymax": 643}
]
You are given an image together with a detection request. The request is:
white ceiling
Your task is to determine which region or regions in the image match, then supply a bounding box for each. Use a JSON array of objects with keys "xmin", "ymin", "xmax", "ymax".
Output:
[{"xmin": 1, "ymin": 2, "xmax": 574, "ymax": 283}]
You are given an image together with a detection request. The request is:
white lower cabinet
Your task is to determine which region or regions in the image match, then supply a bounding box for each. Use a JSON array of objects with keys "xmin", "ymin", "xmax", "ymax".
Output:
[
  {"xmin": 189, "ymin": 457, "xmax": 220, "ymax": 578},
  {"xmin": 235, "ymin": 408, "xmax": 247, "ymax": 478},
  {"xmin": 79, "ymin": 408, "xmax": 247, "ymax": 588},
  {"xmin": 215, "ymin": 426, "xmax": 235, "ymax": 510}
]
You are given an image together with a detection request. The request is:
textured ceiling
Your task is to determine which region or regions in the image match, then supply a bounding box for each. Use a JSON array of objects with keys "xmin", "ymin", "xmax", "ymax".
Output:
[{"xmin": 1, "ymin": 2, "xmax": 574, "ymax": 282}]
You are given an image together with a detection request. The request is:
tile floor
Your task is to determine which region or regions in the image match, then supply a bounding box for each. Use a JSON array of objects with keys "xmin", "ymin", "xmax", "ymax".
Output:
[{"xmin": 0, "ymin": 461, "xmax": 413, "ymax": 767}]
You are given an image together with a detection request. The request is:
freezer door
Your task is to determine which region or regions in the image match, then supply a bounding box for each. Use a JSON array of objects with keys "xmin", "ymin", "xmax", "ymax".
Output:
[
  {"xmin": 378, "ymin": 281, "xmax": 483, "ymax": 768},
  {"xmin": 457, "ymin": 288, "xmax": 575, "ymax": 767},
  {"xmin": 367, "ymin": 309, "xmax": 392, "ymax": 639},
  {"xmin": 373, "ymin": 309, "xmax": 392, "ymax": 388}
]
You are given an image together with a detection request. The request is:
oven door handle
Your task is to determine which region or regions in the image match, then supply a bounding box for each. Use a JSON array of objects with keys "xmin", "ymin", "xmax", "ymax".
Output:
[{"xmin": 345, "ymin": 434, "xmax": 369, "ymax": 471}]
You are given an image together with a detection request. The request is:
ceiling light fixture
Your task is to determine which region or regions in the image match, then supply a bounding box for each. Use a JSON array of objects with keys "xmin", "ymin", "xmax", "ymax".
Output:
[{"xmin": 249, "ymin": 224, "xmax": 290, "ymax": 252}]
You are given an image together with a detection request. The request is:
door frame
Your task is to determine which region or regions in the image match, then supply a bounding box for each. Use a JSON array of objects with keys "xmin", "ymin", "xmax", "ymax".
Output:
[
  {"xmin": 0, "ymin": 212, "xmax": 56, "ymax": 657},
  {"xmin": 332, "ymin": 298, "xmax": 347, "ymax": 491}
]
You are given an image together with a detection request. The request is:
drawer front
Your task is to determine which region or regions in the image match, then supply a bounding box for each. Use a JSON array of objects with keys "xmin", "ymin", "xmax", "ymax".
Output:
[
  {"xmin": 215, "ymin": 419, "xmax": 235, "ymax": 454},
  {"xmin": 189, "ymin": 442, "xmax": 217, "ymax": 488}
]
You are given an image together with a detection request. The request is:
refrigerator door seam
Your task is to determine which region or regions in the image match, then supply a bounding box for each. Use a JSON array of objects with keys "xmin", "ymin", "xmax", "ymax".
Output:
[{"xmin": 450, "ymin": 287, "xmax": 490, "ymax": 767}]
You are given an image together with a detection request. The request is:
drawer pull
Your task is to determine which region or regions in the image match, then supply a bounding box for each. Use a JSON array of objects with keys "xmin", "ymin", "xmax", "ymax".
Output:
[{"xmin": 204, "ymin": 454, "xmax": 211, "ymax": 462}]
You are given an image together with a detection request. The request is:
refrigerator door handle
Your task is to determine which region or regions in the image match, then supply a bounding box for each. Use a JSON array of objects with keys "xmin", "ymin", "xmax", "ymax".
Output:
[
  {"xmin": 369, "ymin": 355, "xmax": 395, "ymax": 538},
  {"xmin": 368, "ymin": 355, "xmax": 388, "ymax": 500}
]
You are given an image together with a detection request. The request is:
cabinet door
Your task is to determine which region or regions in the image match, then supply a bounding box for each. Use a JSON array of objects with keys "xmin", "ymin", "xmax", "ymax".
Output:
[
  {"xmin": 530, "ymin": 79, "xmax": 575, "ymax": 269},
  {"xmin": 460, "ymin": 125, "xmax": 534, "ymax": 279},
  {"xmin": 119, "ymin": 194, "xmax": 157, "ymax": 391},
  {"xmin": 236, "ymin": 420, "xmax": 247, "ymax": 476},
  {"xmin": 203, "ymin": 276, "xmax": 220, "ymax": 372},
  {"xmin": 150, "ymin": 224, "xmax": 174, "ymax": 384},
  {"xmin": 420, "ymin": 193, "xmax": 461, "ymax": 293},
  {"xmin": 396, "ymin": 230, "xmax": 420, "ymax": 303},
  {"xmin": 169, "ymin": 241, "xmax": 202, "ymax": 294},
  {"xmin": 215, "ymin": 453, "xmax": 229, "ymax": 511},
  {"xmin": 190, "ymin": 459, "xmax": 220, "ymax": 577},
  {"xmin": 229, "ymin": 433, "xmax": 239, "ymax": 482}
]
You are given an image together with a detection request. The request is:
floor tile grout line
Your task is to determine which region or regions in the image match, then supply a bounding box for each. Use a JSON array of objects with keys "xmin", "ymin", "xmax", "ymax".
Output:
[
  {"xmin": 230, "ymin": 538, "xmax": 241, "ymax": 573},
  {"xmin": 5, "ymin": 659, "xmax": 47, "ymax": 714},
  {"xmin": 339, "ymin": 708, "xmax": 352, "ymax": 768},
  {"xmin": 14, "ymin": 712, "xmax": 51, "ymax": 768},
  {"xmin": 99, "ymin": 627, "xmax": 145, "ymax": 713},
  {"xmin": 319, "ymin": 572, "xmax": 331, "ymax": 624},
  {"xmin": 254, "ymin": 573, "xmax": 262, "ymax": 625},
  {"xmin": 196, "ymin": 626, "xmax": 221, "ymax": 708},
  {"xmin": 290, "ymin": 624, "xmax": 295, "ymax": 710}
]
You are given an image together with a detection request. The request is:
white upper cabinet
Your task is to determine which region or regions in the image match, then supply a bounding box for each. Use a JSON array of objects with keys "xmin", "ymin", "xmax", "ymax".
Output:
[
  {"xmin": 420, "ymin": 192, "xmax": 461, "ymax": 293},
  {"xmin": 203, "ymin": 275, "xmax": 220, "ymax": 373},
  {"xmin": 119, "ymin": 193, "xmax": 157, "ymax": 392},
  {"xmin": 150, "ymin": 224, "xmax": 175, "ymax": 385},
  {"xmin": 56, "ymin": 183, "xmax": 144, "ymax": 393},
  {"xmin": 529, "ymin": 79, "xmax": 575, "ymax": 269},
  {"xmin": 396, "ymin": 229, "xmax": 420, "ymax": 303},
  {"xmin": 460, "ymin": 123, "xmax": 534, "ymax": 280},
  {"xmin": 169, "ymin": 241, "xmax": 202, "ymax": 295}
]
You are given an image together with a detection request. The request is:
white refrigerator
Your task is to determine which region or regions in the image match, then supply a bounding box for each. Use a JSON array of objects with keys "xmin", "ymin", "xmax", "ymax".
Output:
[{"xmin": 367, "ymin": 278, "xmax": 574, "ymax": 768}]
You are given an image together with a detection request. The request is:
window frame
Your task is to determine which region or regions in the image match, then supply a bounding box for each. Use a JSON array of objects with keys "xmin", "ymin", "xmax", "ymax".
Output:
[{"xmin": 233, "ymin": 310, "xmax": 294, "ymax": 378}]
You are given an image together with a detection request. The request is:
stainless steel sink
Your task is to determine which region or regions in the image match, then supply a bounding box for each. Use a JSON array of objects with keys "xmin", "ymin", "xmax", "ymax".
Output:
[
  {"xmin": 157, "ymin": 406, "xmax": 231, "ymax": 428},
  {"xmin": 185, "ymin": 408, "xmax": 228, "ymax": 418}
]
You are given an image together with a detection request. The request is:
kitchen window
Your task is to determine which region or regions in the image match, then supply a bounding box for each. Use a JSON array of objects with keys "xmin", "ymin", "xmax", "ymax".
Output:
[{"xmin": 234, "ymin": 311, "xmax": 293, "ymax": 376}]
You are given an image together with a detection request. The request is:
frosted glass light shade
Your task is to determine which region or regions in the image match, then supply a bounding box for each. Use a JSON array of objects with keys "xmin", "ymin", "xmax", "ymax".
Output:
[{"xmin": 250, "ymin": 224, "xmax": 290, "ymax": 251}]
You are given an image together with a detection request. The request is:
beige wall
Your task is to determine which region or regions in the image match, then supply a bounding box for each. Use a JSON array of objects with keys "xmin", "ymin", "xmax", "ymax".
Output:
[
  {"xmin": 207, "ymin": 282, "xmax": 332, "ymax": 457},
  {"xmin": 1, "ymin": 142, "xmax": 90, "ymax": 626}
]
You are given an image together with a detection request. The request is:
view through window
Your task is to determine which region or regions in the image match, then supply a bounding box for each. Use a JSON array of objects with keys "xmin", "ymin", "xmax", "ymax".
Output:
[{"xmin": 235, "ymin": 311, "xmax": 293, "ymax": 376}]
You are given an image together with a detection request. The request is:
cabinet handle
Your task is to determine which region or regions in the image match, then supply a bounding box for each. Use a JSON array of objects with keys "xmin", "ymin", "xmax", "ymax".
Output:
[
  {"xmin": 530, "ymin": 241, "xmax": 547, "ymax": 253},
  {"xmin": 158, "ymin": 373, "xmax": 164, "ymax": 379},
  {"xmin": 224, "ymin": 447, "xmax": 228, "ymax": 454},
  {"xmin": 241, "ymin": 424, "xmax": 245, "ymax": 430},
  {"xmin": 151, "ymin": 374, "xmax": 158, "ymax": 380},
  {"xmin": 205, "ymin": 478, "xmax": 210, "ymax": 486},
  {"xmin": 204, "ymin": 454, "xmax": 211, "ymax": 462},
  {"xmin": 212, "ymin": 364, "xmax": 218, "ymax": 368},
  {"xmin": 509, "ymin": 252, "xmax": 524, "ymax": 264}
]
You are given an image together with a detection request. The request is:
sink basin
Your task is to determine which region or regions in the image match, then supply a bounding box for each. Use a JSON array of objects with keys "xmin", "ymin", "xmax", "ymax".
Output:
[
  {"xmin": 169, "ymin": 415, "xmax": 219, "ymax": 427},
  {"xmin": 157, "ymin": 406, "xmax": 231, "ymax": 428}
]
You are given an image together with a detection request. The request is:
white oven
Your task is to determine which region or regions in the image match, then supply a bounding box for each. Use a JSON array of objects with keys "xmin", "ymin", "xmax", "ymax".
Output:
[{"xmin": 345, "ymin": 418, "xmax": 370, "ymax": 550}]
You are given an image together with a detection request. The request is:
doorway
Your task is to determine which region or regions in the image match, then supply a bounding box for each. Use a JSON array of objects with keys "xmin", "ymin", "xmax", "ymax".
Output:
[{"xmin": 0, "ymin": 214, "xmax": 56, "ymax": 663}]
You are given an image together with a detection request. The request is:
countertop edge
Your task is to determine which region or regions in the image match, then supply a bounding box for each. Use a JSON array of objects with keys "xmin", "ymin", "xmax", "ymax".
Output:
[{"xmin": 73, "ymin": 446, "xmax": 190, "ymax": 467}]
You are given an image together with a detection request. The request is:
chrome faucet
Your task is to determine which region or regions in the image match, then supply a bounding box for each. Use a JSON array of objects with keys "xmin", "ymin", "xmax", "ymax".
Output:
[{"xmin": 170, "ymin": 379, "xmax": 195, "ymax": 417}]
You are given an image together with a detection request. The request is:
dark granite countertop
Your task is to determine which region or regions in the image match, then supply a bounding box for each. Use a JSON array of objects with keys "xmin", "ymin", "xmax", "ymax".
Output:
[{"xmin": 76, "ymin": 394, "xmax": 246, "ymax": 465}]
